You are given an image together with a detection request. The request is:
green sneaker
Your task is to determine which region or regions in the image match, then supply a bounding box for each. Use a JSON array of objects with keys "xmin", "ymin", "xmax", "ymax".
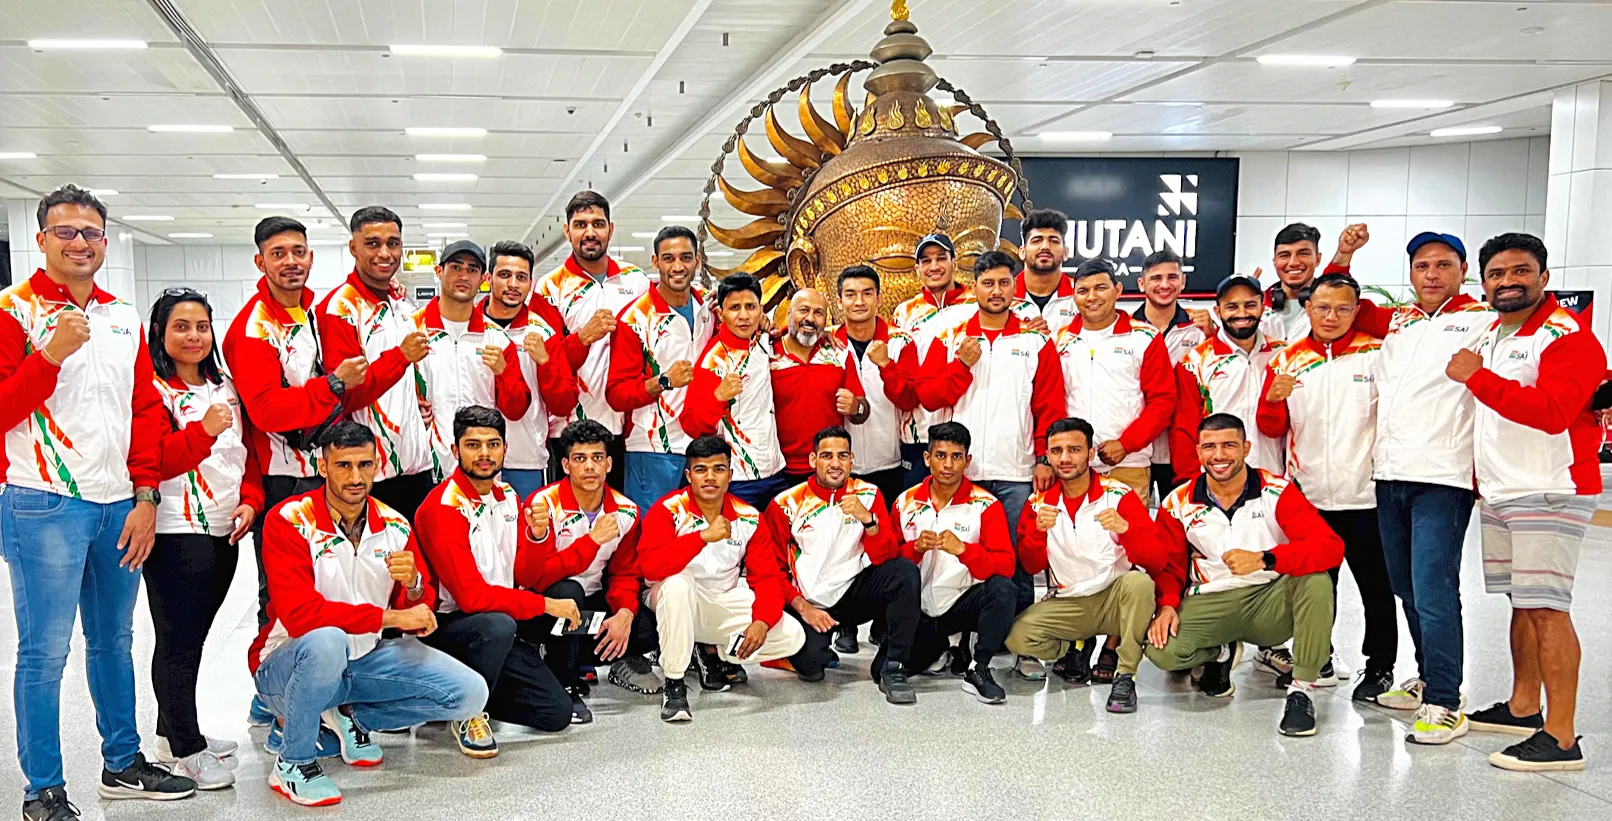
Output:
[
  {"xmin": 1408, "ymin": 704, "xmax": 1468, "ymax": 745},
  {"xmin": 1377, "ymin": 677, "xmax": 1425, "ymax": 711}
]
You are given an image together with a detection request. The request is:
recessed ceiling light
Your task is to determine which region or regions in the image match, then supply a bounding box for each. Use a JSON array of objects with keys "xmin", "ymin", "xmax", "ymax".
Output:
[
  {"xmin": 422, "ymin": 222, "xmax": 467, "ymax": 228},
  {"xmin": 167, "ymin": 232, "xmax": 213, "ymax": 239},
  {"xmin": 122, "ymin": 215, "xmax": 174, "ymax": 221},
  {"xmin": 255, "ymin": 203, "xmax": 309, "ymax": 210},
  {"xmin": 660, "ymin": 215, "xmax": 700, "ymax": 222},
  {"xmin": 1371, "ymin": 100, "xmax": 1454, "ymax": 109},
  {"xmin": 213, "ymin": 173, "xmax": 280, "ymax": 180},
  {"xmin": 420, "ymin": 203, "xmax": 472, "ymax": 210},
  {"xmin": 27, "ymin": 39, "xmax": 147, "ymax": 50},
  {"xmin": 414, "ymin": 154, "xmax": 486, "ymax": 163},
  {"xmin": 614, "ymin": 246, "xmax": 645, "ymax": 252},
  {"xmin": 1430, "ymin": 126, "xmax": 1503, "ymax": 137},
  {"xmin": 1039, "ymin": 131, "xmax": 1114, "ymax": 142},
  {"xmin": 0, "ymin": 151, "xmax": 39, "ymax": 160},
  {"xmin": 1521, "ymin": 26, "xmax": 1546, "ymax": 35},
  {"xmin": 87, "ymin": 189, "xmax": 118, "ymax": 196},
  {"xmin": 414, "ymin": 172, "xmax": 478, "ymax": 182},
  {"xmin": 630, "ymin": 231, "xmax": 658, "ymax": 238},
  {"xmin": 1255, "ymin": 54, "xmax": 1356, "ymax": 67},
  {"xmin": 426, "ymin": 232, "xmax": 470, "ymax": 238},
  {"xmin": 148, "ymin": 124, "xmax": 235, "ymax": 133},
  {"xmin": 389, "ymin": 44, "xmax": 502, "ymax": 58},
  {"xmin": 406, "ymin": 127, "xmax": 487, "ymax": 138}
]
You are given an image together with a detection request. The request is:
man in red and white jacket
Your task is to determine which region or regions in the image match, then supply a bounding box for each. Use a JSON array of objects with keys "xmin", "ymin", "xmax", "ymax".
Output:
[
  {"xmin": 1055, "ymin": 258, "xmax": 1174, "ymax": 505},
  {"xmin": 253, "ymin": 422, "xmax": 486, "ymax": 806},
  {"xmin": 1015, "ymin": 209, "xmax": 1079, "ymax": 332},
  {"xmin": 833, "ymin": 266, "xmax": 915, "ymax": 504},
  {"xmin": 1146, "ymin": 414, "xmax": 1342, "ymax": 737},
  {"xmin": 892, "ymin": 232, "xmax": 973, "ymax": 489},
  {"xmin": 769, "ymin": 288, "xmax": 868, "ymax": 485},
  {"xmin": 414, "ymin": 406, "xmax": 579, "ymax": 757},
  {"xmin": 1133, "ymin": 249, "xmax": 1219, "ymax": 505},
  {"xmin": 1447, "ymin": 233, "xmax": 1605, "ymax": 772},
  {"xmin": 1006, "ymin": 418, "xmax": 1166, "ymax": 714},
  {"xmin": 763, "ymin": 425, "xmax": 918, "ymax": 703},
  {"xmin": 636, "ymin": 436, "xmax": 806, "ymax": 722}
]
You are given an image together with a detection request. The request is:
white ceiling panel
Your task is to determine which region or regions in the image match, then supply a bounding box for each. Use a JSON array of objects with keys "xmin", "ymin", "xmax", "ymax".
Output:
[
  {"xmin": 219, "ymin": 49, "xmax": 649, "ymax": 98},
  {"xmin": 253, "ymin": 96, "xmax": 616, "ymax": 132},
  {"xmin": 1124, "ymin": 61, "xmax": 1612, "ymax": 105},
  {"xmin": 1251, "ymin": 0, "xmax": 1612, "ymax": 63},
  {"xmin": 923, "ymin": 57, "xmax": 1194, "ymax": 103},
  {"xmin": 1043, "ymin": 102, "xmax": 1438, "ymax": 136},
  {"xmin": 0, "ymin": 94, "xmax": 252, "ymax": 129},
  {"xmin": 1, "ymin": 0, "xmax": 181, "ymax": 43},
  {"xmin": 0, "ymin": 127, "xmax": 277, "ymax": 158},
  {"xmin": 281, "ymin": 131, "xmax": 594, "ymax": 157},
  {"xmin": 0, "ymin": 47, "xmax": 217, "ymax": 94}
]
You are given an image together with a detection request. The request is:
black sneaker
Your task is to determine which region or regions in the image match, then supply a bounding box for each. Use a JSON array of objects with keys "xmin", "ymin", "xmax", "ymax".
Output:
[
  {"xmin": 1352, "ymin": 668, "xmax": 1395, "ymax": 703},
  {"xmin": 1490, "ymin": 730, "xmax": 1584, "ymax": 772},
  {"xmin": 1106, "ymin": 673, "xmax": 1138, "ymax": 714},
  {"xmin": 949, "ymin": 646, "xmax": 971, "ymax": 676},
  {"xmin": 98, "ymin": 753, "xmax": 197, "ymax": 801},
  {"xmin": 962, "ymin": 664, "xmax": 1006, "ymax": 704},
  {"xmin": 1052, "ymin": 644, "xmax": 1091, "ymax": 685},
  {"xmin": 880, "ymin": 661, "xmax": 917, "ymax": 705},
  {"xmin": 567, "ymin": 687, "xmax": 593, "ymax": 724},
  {"xmin": 834, "ymin": 628, "xmax": 860, "ymax": 655},
  {"xmin": 1196, "ymin": 642, "xmax": 1242, "ymax": 698},
  {"xmin": 22, "ymin": 786, "xmax": 79, "ymax": 821},
  {"xmin": 1276, "ymin": 660, "xmax": 1336, "ymax": 688},
  {"xmin": 1468, "ymin": 701, "xmax": 1546, "ymax": 736},
  {"xmin": 694, "ymin": 645, "xmax": 733, "ymax": 692},
  {"xmin": 660, "ymin": 677, "xmax": 693, "ymax": 723},
  {"xmin": 1279, "ymin": 690, "xmax": 1318, "ymax": 737}
]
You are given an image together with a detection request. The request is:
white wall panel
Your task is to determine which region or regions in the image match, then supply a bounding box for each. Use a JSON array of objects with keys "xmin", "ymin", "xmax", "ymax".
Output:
[{"xmin": 1345, "ymin": 149, "xmax": 1409, "ymax": 217}]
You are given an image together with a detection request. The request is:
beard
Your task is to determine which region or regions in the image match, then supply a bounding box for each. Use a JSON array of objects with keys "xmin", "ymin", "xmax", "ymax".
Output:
[
  {"xmin": 575, "ymin": 240, "xmax": 607, "ymax": 262},
  {"xmin": 1491, "ymin": 288, "xmax": 1537, "ymax": 314},
  {"xmin": 1027, "ymin": 256, "xmax": 1062, "ymax": 275},
  {"xmin": 1222, "ymin": 319, "xmax": 1258, "ymax": 340},
  {"xmin": 461, "ymin": 461, "xmax": 500, "ymax": 481},
  {"xmin": 791, "ymin": 326, "xmax": 821, "ymax": 347}
]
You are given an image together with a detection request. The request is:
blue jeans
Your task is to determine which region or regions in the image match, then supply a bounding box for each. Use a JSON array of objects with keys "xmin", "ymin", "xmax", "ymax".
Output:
[
  {"xmin": 1376, "ymin": 480, "xmax": 1473, "ymax": 710},
  {"xmin": 501, "ymin": 468, "xmax": 548, "ymax": 504},
  {"xmin": 625, "ymin": 452, "xmax": 686, "ymax": 512},
  {"xmin": 976, "ymin": 480, "xmax": 1034, "ymax": 615},
  {"xmin": 253, "ymin": 628, "xmax": 488, "ymax": 764},
  {"xmin": 0, "ymin": 487, "xmax": 141, "ymax": 796},
  {"xmin": 900, "ymin": 442, "xmax": 930, "ymax": 493},
  {"xmin": 728, "ymin": 471, "xmax": 790, "ymax": 510}
]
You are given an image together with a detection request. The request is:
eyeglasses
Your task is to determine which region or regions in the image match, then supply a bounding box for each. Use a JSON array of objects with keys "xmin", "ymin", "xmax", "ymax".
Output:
[
  {"xmin": 44, "ymin": 225, "xmax": 106, "ymax": 243},
  {"xmin": 163, "ymin": 286, "xmax": 209, "ymax": 299}
]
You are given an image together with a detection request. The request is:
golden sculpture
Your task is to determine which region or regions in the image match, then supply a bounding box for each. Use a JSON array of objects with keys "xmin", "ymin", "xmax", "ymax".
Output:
[{"xmin": 698, "ymin": 3, "xmax": 1030, "ymax": 319}]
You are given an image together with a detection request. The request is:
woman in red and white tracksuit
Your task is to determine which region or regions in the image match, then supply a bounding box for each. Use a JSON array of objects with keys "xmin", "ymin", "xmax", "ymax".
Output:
[{"xmin": 146, "ymin": 289, "xmax": 264, "ymax": 787}]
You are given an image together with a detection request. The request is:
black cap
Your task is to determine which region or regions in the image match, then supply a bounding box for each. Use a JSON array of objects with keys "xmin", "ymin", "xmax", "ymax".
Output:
[
  {"xmin": 440, "ymin": 239, "xmax": 486, "ymax": 270},
  {"xmin": 1216, "ymin": 274, "xmax": 1263, "ymax": 300},
  {"xmin": 1406, "ymin": 231, "xmax": 1467, "ymax": 263},
  {"xmin": 914, "ymin": 232, "xmax": 955, "ymax": 260}
]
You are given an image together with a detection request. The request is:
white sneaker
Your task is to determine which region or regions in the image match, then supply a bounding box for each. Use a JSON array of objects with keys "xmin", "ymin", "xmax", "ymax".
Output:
[
  {"xmin": 1014, "ymin": 655, "xmax": 1046, "ymax": 681},
  {"xmin": 1253, "ymin": 646, "xmax": 1294, "ymax": 675},
  {"xmin": 155, "ymin": 736, "xmax": 239, "ymax": 768},
  {"xmin": 1407, "ymin": 704, "xmax": 1469, "ymax": 745},
  {"xmin": 922, "ymin": 649, "xmax": 951, "ymax": 676},
  {"xmin": 1377, "ymin": 678, "xmax": 1426, "ymax": 711},
  {"xmin": 170, "ymin": 750, "xmax": 236, "ymax": 790}
]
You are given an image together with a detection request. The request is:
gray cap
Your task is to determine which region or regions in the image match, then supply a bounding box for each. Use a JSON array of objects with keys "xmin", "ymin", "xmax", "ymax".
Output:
[{"xmin": 440, "ymin": 239, "xmax": 486, "ymax": 270}]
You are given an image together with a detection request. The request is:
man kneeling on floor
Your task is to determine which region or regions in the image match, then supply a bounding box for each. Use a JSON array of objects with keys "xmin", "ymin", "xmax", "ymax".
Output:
[
  {"xmin": 637, "ymin": 435, "xmax": 806, "ymax": 721},
  {"xmin": 764, "ymin": 425, "xmax": 920, "ymax": 704},
  {"xmin": 414, "ymin": 406, "xmax": 579, "ymax": 757},
  {"xmin": 1145, "ymin": 413, "xmax": 1343, "ymax": 736},
  {"xmin": 1005, "ymin": 417, "xmax": 1167, "ymax": 714},
  {"xmin": 253, "ymin": 422, "xmax": 488, "ymax": 806},
  {"xmin": 893, "ymin": 422, "xmax": 1017, "ymax": 704}
]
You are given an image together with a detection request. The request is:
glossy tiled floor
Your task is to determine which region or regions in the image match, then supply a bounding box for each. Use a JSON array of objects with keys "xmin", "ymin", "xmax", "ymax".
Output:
[{"xmin": 2, "ymin": 497, "xmax": 1610, "ymax": 819}]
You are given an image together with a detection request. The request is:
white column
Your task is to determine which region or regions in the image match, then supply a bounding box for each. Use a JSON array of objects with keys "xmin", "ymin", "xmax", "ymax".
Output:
[
  {"xmin": 1544, "ymin": 80, "xmax": 1612, "ymax": 347},
  {"xmin": 99, "ymin": 227, "xmax": 137, "ymax": 302},
  {"xmin": 6, "ymin": 197, "xmax": 44, "ymax": 281}
]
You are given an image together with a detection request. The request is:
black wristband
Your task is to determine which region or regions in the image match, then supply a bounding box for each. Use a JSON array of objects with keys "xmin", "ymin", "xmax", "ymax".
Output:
[
  {"xmin": 326, "ymin": 372, "xmax": 347, "ymax": 396},
  {"xmin": 1261, "ymin": 551, "xmax": 1277, "ymax": 571}
]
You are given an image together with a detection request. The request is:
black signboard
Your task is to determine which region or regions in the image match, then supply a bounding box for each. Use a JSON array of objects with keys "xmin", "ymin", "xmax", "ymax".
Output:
[{"xmin": 1004, "ymin": 156, "xmax": 1240, "ymax": 296}]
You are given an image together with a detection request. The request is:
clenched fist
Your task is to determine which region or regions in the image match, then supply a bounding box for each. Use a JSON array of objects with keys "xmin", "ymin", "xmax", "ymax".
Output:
[
  {"xmin": 523, "ymin": 333, "xmax": 550, "ymax": 365},
  {"xmin": 838, "ymin": 496, "xmax": 873, "ymax": 525},
  {"xmin": 1446, "ymin": 349, "xmax": 1482, "ymax": 384},
  {"xmin": 1023, "ymin": 316, "xmax": 1050, "ymax": 335},
  {"xmin": 401, "ymin": 330, "xmax": 431, "ymax": 363},
  {"xmin": 1188, "ymin": 308, "xmax": 1216, "ymax": 338},
  {"xmin": 714, "ymin": 372, "xmax": 744, "ymax": 402},
  {"xmin": 914, "ymin": 530, "xmax": 942, "ymax": 553},
  {"xmin": 834, "ymin": 388, "xmax": 858, "ymax": 415},
  {"xmin": 866, "ymin": 340, "xmax": 891, "ymax": 367},
  {"xmin": 1265, "ymin": 373, "xmax": 1298, "ymax": 402},
  {"xmin": 701, "ymin": 516, "xmax": 732, "ymax": 544},
  {"xmin": 664, "ymin": 360, "xmax": 694, "ymax": 389},
  {"xmin": 333, "ymin": 356, "xmax": 368, "ymax": 389},
  {"xmin": 1095, "ymin": 508, "xmax": 1129, "ymax": 535},
  {"xmin": 1337, "ymin": 223, "xmax": 1371, "ymax": 255},
  {"xmin": 1035, "ymin": 503, "xmax": 1059, "ymax": 533},
  {"xmin": 385, "ymin": 551, "xmax": 419, "ymax": 586},
  {"xmin": 201, "ymin": 403, "xmax": 233, "ymax": 437},
  {"xmin": 1097, "ymin": 440, "xmax": 1127, "ymax": 467},
  {"xmin": 479, "ymin": 344, "xmax": 506, "ymax": 375},
  {"xmin": 956, "ymin": 337, "xmax": 982, "ymax": 367},
  {"xmin": 578, "ymin": 309, "xmax": 616, "ymax": 346},
  {"xmin": 526, "ymin": 499, "xmax": 551, "ymax": 541},
  {"xmin": 43, "ymin": 311, "xmax": 90, "ymax": 364},
  {"xmin": 590, "ymin": 513, "xmax": 621, "ymax": 545}
]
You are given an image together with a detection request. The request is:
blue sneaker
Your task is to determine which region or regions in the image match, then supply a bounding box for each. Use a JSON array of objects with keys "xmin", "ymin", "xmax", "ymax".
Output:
[
  {"xmin": 263, "ymin": 719, "xmax": 343, "ymax": 759},
  {"xmin": 321, "ymin": 706, "xmax": 383, "ymax": 767},
  {"xmin": 269, "ymin": 757, "xmax": 341, "ymax": 807},
  {"xmin": 248, "ymin": 694, "xmax": 275, "ymax": 727}
]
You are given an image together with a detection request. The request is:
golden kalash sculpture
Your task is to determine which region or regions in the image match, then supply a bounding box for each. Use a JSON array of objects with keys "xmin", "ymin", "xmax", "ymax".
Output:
[{"xmin": 696, "ymin": 0, "xmax": 1032, "ymax": 319}]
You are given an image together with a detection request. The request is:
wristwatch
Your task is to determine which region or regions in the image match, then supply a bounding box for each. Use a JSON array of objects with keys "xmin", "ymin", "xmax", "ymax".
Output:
[
  {"xmin": 134, "ymin": 488, "xmax": 161, "ymax": 507},
  {"xmin": 1035, "ymin": 454, "xmax": 1050, "ymax": 467},
  {"xmin": 326, "ymin": 372, "xmax": 347, "ymax": 396},
  {"xmin": 860, "ymin": 516, "xmax": 877, "ymax": 530},
  {"xmin": 1261, "ymin": 552, "xmax": 1277, "ymax": 571},
  {"xmin": 657, "ymin": 374, "xmax": 673, "ymax": 392}
]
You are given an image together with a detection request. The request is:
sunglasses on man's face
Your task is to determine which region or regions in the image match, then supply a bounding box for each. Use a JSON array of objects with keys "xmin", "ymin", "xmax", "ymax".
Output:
[{"xmin": 44, "ymin": 226, "xmax": 106, "ymax": 243}]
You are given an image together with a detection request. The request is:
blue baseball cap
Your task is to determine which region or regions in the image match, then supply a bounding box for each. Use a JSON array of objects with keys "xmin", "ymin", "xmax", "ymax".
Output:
[
  {"xmin": 1406, "ymin": 231, "xmax": 1466, "ymax": 262},
  {"xmin": 914, "ymin": 232, "xmax": 955, "ymax": 260},
  {"xmin": 1215, "ymin": 274, "xmax": 1262, "ymax": 300}
]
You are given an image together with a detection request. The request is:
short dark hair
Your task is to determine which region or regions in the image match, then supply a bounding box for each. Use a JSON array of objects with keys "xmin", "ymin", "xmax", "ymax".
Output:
[
  {"xmin": 1199, "ymin": 413, "xmax": 1246, "ymax": 439},
  {"xmin": 559, "ymin": 419, "xmax": 613, "ymax": 458},
  {"xmin": 653, "ymin": 225, "xmax": 697, "ymax": 256},
  {"xmin": 1045, "ymin": 417, "xmax": 1094, "ymax": 448},
  {"xmin": 38, "ymin": 184, "xmax": 106, "ymax": 228},
  {"xmin": 254, "ymin": 216, "xmax": 307, "ymax": 249},
  {"xmin": 837, "ymin": 265, "xmax": 880, "ymax": 293},
  {"xmin": 973, "ymin": 250, "xmax": 1020, "ymax": 277},
  {"xmin": 1478, "ymin": 232, "xmax": 1548, "ymax": 274},
  {"xmin": 927, "ymin": 421, "xmax": 971, "ymax": 453},
  {"xmin": 715, "ymin": 273, "xmax": 763, "ymax": 307},
  {"xmin": 1021, "ymin": 208, "xmax": 1069, "ymax": 242},
  {"xmin": 349, "ymin": 205, "xmax": 402, "ymax": 233},
  {"xmin": 1274, "ymin": 222, "xmax": 1321, "ymax": 250},
  {"xmin": 318, "ymin": 421, "xmax": 376, "ymax": 451},
  {"xmin": 1073, "ymin": 257, "xmax": 1117, "ymax": 284},
  {"xmin": 1142, "ymin": 248, "xmax": 1182, "ymax": 272},
  {"xmin": 565, "ymin": 190, "xmax": 611, "ymax": 222},
  {"xmin": 685, "ymin": 434, "xmax": 732, "ymax": 465},
  {"xmin": 453, "ymin": 405, "xmax": 506, "ymax": 443},
  {"xmin": 1310, "ymin": 272, "xmax": 1361, "ymax": 300},
  {"xmin": 147, "ymin": 290, "xmax": 223, "ymax": 385},
  {"xmin": 489, "ymin": 240, "xmax": 535, "ymax": 272},
  {"xmin": 813, "ymin": 425, "xmax": 852, "ymax": 451}
]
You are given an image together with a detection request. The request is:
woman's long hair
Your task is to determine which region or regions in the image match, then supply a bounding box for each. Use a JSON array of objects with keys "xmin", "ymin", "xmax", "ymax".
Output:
[{"xmin": 147, "ymin": 289, "xmax": 223, "ymax": 385}]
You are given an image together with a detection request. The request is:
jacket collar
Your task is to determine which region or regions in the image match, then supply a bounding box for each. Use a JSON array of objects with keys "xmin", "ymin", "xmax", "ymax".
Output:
[
  {"xmin": 308, "ymin": 488, "xmax": 388, "ymax": 539},
  {"xmin": 1208, "ymin": 326, "xmax": 1273, "ymax": 357},
  {"xmin": 832, "ymin": 317, "xmax": 890, "ymax": 345},
  {"xmin": 1016, "ymin": 271, "xmax": 1073, "ymax": 301},
  {"xmin": 28, "ymin": 269, "xmax": 116, "ymax": 308},
  {"xmin": 913, "ymin": 476, "xmax": 976, "ymax": 509},
  {"xmin": 715, "ymin": 324, "xmax": 759, "ymax": 351},
  {"xmin": 920, "ymin": 285, "xmax": 969, "ymax": 310},
  {"xmin": 417, "ymin": 297, "xmax": 487, "ymax": 333},
  {"xmin": 1501, "ymin": 294, "xmax": 1561, "ymax": 338},
  {"xmin": 1036, "ymin": 471, "xmax": 1107, "ymax": 510},
  {"xmin": 477, "ymin": 296, "xmax": 528, "ymax": 329},
  {"xmin": 254, "ymin": 277, "xmax": 316, "ymax": 324},
  {"xmin": 678, "ymin": 488, "xmax": 740, "ymax": 521},
  {"xmin": 449, "ymin": 468, "xmax": 508, "ymax": 505},
  {"xmin": 965, "ymin": 310, "xmax": 1021, "ymax": 337},
  {"xmin": 1190, "ymin": 467, "xmax": 1263, "ymax": 517},
  {"xmin": 342, "ymin": 270, "xmax": 401, "ymax": 306},
  {"xmin": 806, "ymin": 475, "xmax": 855, "ymax": 503},
  {"xmin": 552, "ymin": 476, "xmax": 619, "ymax": 515},
  {"xmin": 563, "ymin": 254, "xmax": 623, "ymax": 281},
  {"xmin": 1298, "ymin": 327, "xmax": 1360, "ymax": 357},
  {"xmin": 1132, "ymin": 301, "xmax": 1193, "ymax": 330}
]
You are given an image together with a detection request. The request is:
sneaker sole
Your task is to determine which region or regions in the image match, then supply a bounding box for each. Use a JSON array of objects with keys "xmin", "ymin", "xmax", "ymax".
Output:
[
  {"xmin": 1377, "ymin": 698, "xmax": 1423, "ymax": 711},
  {"xmin": 1279, "ymin": 725, "xmax": 1318, "ymax": 738},
  {"xmin": 660, "ymin": 709, "xmax": 693, "ymax": 723},
  {"xmin": 458, "ymin": 745, "xmax": 500, "ymax": 760},
  {"xmin": 608, "ymin": 673, "xmax": 665, "ymax": 695},
  {"xmin": 880, "ymin": 683, "xmax": 918, "ymax": 705},
  {"xmin": 1406, "ymin": 721, "xmax": 1470, "ymax": 745},
  {"xmin": 1468, "ymin": 720, "xmax": 1542, "ymax": 737},
  {"xmin": 97, "ymin": 785, "xmax": 197, "ymax": 801},
  {"xmin": 1488, "ymin": 752, "xmax": 1586, "ymax": 772},
  {"xmin": 195, "ymin": 776, "xmax": 237, "ymax": 791},
  {"xmin": 961, "ymin": 682, "xmax": 1006, "ymax": 704},
  {"xmin": 1106, "ymin": 701, "xmax": 1137, "ymax": 714},
  {"xmin": 269, "ymin": 774, "xmax": 341, "ymax": 807}
]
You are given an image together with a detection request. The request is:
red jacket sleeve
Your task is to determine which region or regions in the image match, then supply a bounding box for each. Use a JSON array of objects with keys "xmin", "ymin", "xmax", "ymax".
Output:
[
  {"xmin": 1030, "ymin": 340, "xmax": 1066, "ymax": 456},
  {"xmin": 240, "ymin": 422, "xmax": 266, "ymax": 513},
  {"xmin": 514, "ymin": 512, "xmax": 556, "ymax": 591},
  {"xmin": 493, "ymin": 342, "xmax": 532, "ymax": 421},
  {"xmin": 222, "ymin": 318, "xmax": 343, "ymax": 433},
  {"xmin": 531, "ymin": 291, "xmax": 591, "ymax": 372},
  {"xmin": 1467, "ymin": 330, "xmax": 1606, "ymax": 435},
  {"xmin": 635, "ymin": 501, "xmax": 709, "ymax": 581},
  {"xmin": 0, "ymin": 312, "xmax": 64, "ymax": 434},
  {"xmin": 1353, "ymin": 299, "xmax": 1391, "ymax": 339},
  {"xmin": 1119, "ymin": 332, "xmax": 1176, "ymax": 452},
  {"xmin": 761, "ymin": 501, "xmax": 804, "ymax": 603},
  {"xmin": 678, "ymin": 366, "xmax": 726, "ymax": 439},
  {"xmin": 536, "ymin": 333, "xmax": 580, "ymax": 417},
  {"xmin": 415, "ymin": 499, "xmax": 549, "ymax": 620},
  {"xmin": 605, "ymin": 322, "xmax": 655, "ymax": 413},
  {"xmin": 128, "ymin": 335, "xmax": 165, "ymax": 490},
  {"xmin": 1150, "ymin": 508, "xmax": 1191, "ymax": 610},
  {"xmin": 880, "ymin": 344, "xmax": 920, "ymax": 413},
  {"xmin": 317, "ymin": 305, "xmax": 409, "ymax": 411},
  {"xmin": 914, "ymin": 337, "xmax": 971, "ymax": 412},
  {"xmin": 863, "ymin": 491, "xmax": 902, "ymax": 564},
  {"xmin": 958, "ymin": 500, "xmax": 1015, "ymax": 580},
  {"xmin": 1015, "ymin": 499, "xmax": 1050, "ymax": 576},
  {"xmin": 1255, "ymin": 366, "xmax": 1291, "ymax": 439},
  {"xmin": 1269, "ymin": 483, "xmax": 1346, "ymax": 576},
  {"xmin": 1171, "ymin": 362, "xmax": 1206, "ymax": 484},
  {"xmin": 532, "ymin": 531, "xmax": 607, "ymax": 590},
  {"xmin": 743, "ymin": 514, "xmax": 790, "ymax": 627},
  {"xmin": 1114, "ymin": 492, "xmax": 1167, "ymax": 578},
  {"xmin": 603, "ymin": 523, "xmax": 643, "ymax": 615},
  {"xmin": 262, "ymin": 510, "xmax": 385, "ymax": 637},
  {"xmin": 156, "ymin": 422, "xmax": 218, "ymax": 481}
]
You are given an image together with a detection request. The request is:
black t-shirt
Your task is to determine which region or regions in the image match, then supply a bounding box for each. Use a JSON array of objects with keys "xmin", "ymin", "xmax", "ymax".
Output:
[
  {"xmin": 848, "ymin": 336, "xmax": 872, "ymax": 360},
  {"xmin": 1028, "ymin": 291, "xmax": 1054, "ymax": 312}
]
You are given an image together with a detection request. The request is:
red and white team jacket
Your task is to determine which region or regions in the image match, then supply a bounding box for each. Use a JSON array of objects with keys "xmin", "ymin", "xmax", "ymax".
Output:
[
  {"xmin": 520, "ymin": 479, "xmax": 643, "ymax": 614},
  {"xmin": 318, "ymin": 272, "xmax": 434, "ymax": 481},
  {"xmin": 914, "ymin": 312, "xmax": 1066, "ymax": 482},
  {"xmin": 253, "ymin": 490, "xmax": 431, "ymax": 670},
  {"xmin": 636, "ymin": 489, "xmax": 789, "ymax": 627},
  {"xmin": 763, "ymin": 476, "xmax": 900, "ymax": 608},
  {"xmin": 1152, "ymin": 470, "xmax": 1343, "ymax": 609},
  {"xmin": 411, "ymin": 299, "xmax": 531, "ymax": 466},
  {"xmin": 831, "ymin": 320, "xmax": 915, "ymax": 474},
  {"xmin": 1467, "ymin": 295, "xmax": 1606, "ymax": 501},
  {"xmin": 1054, "ymin": 313, "xmax": 1175, "ymax": 470},
  {"xmin": 1256, "ymin": 329, "xmax": 1381, "ymax": 511},
  {"xmin": 534, "ymin": 256, "xmax": 652, "ymax": 436},
  {"xmin": 891, "ymin": 286, "xmax": 971, "ymax": 445},
  {"xmin": 769, "ymin": 336, "xmax": 865, "ymax": 474},
  {"xmin": 1132, "ymin": 304, "xmax": 1209, "ymax": 469},
  {"xmin": 480, "ymin": 299, "xmax": 579, "ymax": 471},
  {"xmin": 892, "ymin": 478, "xmax": 1015, "ymax": 617},
  {"xmin": 154, "ymin": 374, "xmax": 265, "ymax": 537},
  {"xmin": 0, "ymin": 270, "xmax": 163, "ymax": 503},
  {"xmin": 1171, "ymin": 329, "xmax": 1286, "ymax": 484},
  {"xmin": 414, "ymin": 470, "xmax": 550, "ymax": 620},
  {"xmin": 681, "ymin": 327, "xmax": 784, "ymax": 481},
  {"xmin": 1014, "ymin": 272, "xmax": 1078, "ymax": 331},
  {"xmin": 1015, "ymin": 474, "xmax": 1166, "ymax": 599},
  {"xmin": 606, "ymin": 287, "xmax": 717, "ymax": 455}
]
